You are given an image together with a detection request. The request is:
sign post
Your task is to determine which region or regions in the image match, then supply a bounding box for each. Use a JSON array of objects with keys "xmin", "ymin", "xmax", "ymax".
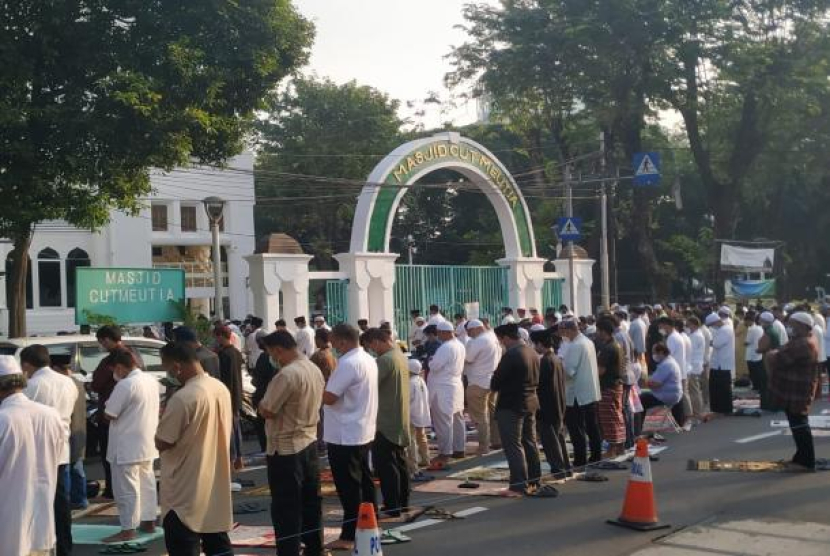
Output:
[
  {"xmin": 632, "ymin": 152, "xmax": 661, "ymax": 186},
  {"xmin": 75, "ymin": 268, "xmax": 186, "ymax": 325}
]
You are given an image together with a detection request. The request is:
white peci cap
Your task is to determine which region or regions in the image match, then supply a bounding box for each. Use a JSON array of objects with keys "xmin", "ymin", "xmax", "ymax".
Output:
[
  {"xmin": 790, "ymin": 312, "xmax": 814, "ymax": 329},
  {"xmin": 437, "ymin": 321, "xmax": 455, "ymax": 332},
  {"xmin": 705, "ymin": 313, "xmax": 721, "ymax": 326},
  {"xmin": 466, "ymin": 319, "xmax": 484, "ymax": 329},
  {"xmin": 0, "ymin": 355, "xmax": 22, "ymax": 377},
  {"xmin": 407, "ymin": 358, "xmax": 423, "ymax": 375},
  {"xmin": 760, "ymin": 312, "xmax": 775, "ymax": 324}
]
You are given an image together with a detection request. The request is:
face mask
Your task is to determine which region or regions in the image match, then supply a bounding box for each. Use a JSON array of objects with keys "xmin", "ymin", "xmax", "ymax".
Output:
[
  {"xmin": 113, "ymin": 373, "xmax": 122, "ymax": 383},
  {"xmin": 684, "ymin": 328, "xmax": 691, "ymax": 334},
  {"xmin": 269, "ymin": 356, "xmax": 278, "ymax": 368},
  {"xmin": 367, "ymin": 349, "xmax": 378, "ymax": 358},
  {"xmin": 659, "ymin": 329, "xmax": 668, "ymax": 337},
  {"xmin": 653, "ymin": 354, "xmax": 665, "ymax": 363}
]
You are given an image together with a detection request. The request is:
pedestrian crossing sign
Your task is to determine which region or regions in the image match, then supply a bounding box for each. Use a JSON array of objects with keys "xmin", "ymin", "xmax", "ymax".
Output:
[
  {"xmin": 633, "ymin": 152, "xmax": 661, "ymax": 186},
  {"xmin": 556, "ymin": 217, "xmax": 582, "ymax": 241}
]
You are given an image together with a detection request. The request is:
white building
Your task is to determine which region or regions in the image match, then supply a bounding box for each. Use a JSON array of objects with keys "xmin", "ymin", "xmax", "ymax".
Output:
[{"xmin": 0, "ymin": 153, "xmax": 255, "ymax": 336}]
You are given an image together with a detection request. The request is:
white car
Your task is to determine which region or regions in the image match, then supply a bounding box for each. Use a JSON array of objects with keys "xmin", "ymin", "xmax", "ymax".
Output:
[{"xmin": 0, "ymin": 335, "xmax": 167, "ymax": 381}]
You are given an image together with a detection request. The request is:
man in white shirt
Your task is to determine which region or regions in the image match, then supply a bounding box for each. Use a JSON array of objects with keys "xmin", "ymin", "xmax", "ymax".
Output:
[
  {"xmin": 244, "ymin": 316, "xmax": 265, "ymax": 372},
  {"xmin": 709, "ymin": 311, "xmax": 736, "ymax": 415},
  {"xmin": 294, "ymin": 316, "xmax": 316, "ymax": 358},
  {"xmin": 314, "ymin": 315, "xmax": 332, "ymax": 332},
  {"xmin": 628, "ymin": 306, "xmax": 648, "ymax": 365},
  {"xmin": 687, "ymin": 317, "xmax": 709, "ymax": 420},
  {"xmin": 744, "ymin": 311, "xmax": 765, "ymax": 393},
  {"xmin": 454, "ymin": 314, "xmax": 469, "ymax": 345},
  {"xmin": 103, "ymin": 348, "xmax": 161, "ymax": 543},
  {"xmin": 428, "ymin": 321, "xmax": 467, "ymax": 467},
  {"xmin": 427, "ymin": 304, "xmax": 448, "ymax": 326},
  {"xmin": 501, "ymin": 307, "xmax": 516, "ymax": 325},
  {"xmin": 559, "ymin": 320, "xmax": 602, "ymax": 468},
  {"xmin": 21, "ymin": 344, "xmax": 78, "ymax": 556},
  {"xmin": 0, "ymin": 356, "xmax": 65, "ymax": 556},
  {"xmin": 408, "ymin": 312, "xmax": 426, "ymax": 350},
  {"xmin": 772, "ymin": 306, "xmax": 790, "ymax": 345},
  {"xmin": 464, "ymin": 320, "xmax": 502, "ymax": 455},
  {"xmin": 323, "ymin": 324, "xmax": 379, "ymax": 552}
]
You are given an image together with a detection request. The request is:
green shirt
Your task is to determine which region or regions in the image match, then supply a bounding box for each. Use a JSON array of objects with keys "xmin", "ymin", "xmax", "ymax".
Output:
[{"xmin": 376, "ymin": 348, "xmax": 411, "ymax": 446}]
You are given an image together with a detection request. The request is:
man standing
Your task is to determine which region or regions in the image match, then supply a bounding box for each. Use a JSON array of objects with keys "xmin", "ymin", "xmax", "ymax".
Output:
[
  {"xmin": 358, "ymin": 319, "xmax": 370, "ymax": 333},
  {"xmin": 428, "ymin": 321, "xmax": 467, "ymax": 468},
  {"xmin": 295, "ymin": 316, "xmax": 316, "ymax": 357},
  {"xmin": 102, "ymin": 349, "xmax": 160, "ymax": 544},
  {"xmin": 0, "ymin": 356, "xmax": 65, "ymax": 556},
  {"xmin": 491, "ymin": 324, "xmax": 541, "ymax": 497},
  {"xmin": 323, "ymin": 324, "xmax": 378, "ymax": 552},
  {"xmin": 407, "ymin": 311, "xmax": 426, "ymax": 350},
  {"xmin": 772, "ymin": 306, "xmax": 790, "ymax": 345},
  {"xmin": 531, "ymin": 329, "xmax": 570, "ymax": 478},
  {"xmin": 687, "ymin": 317, "xmax": 709, "ymax": 420},
  {"xmin": 21, "ymin": 344, "xmax": 78, "ymax": 556},
  {"xmin": 501, "ymin": 307, "xmax": 516, "ymax": 325},
  {"xmin": 215, "ymin": 325, "xmax": 245, "ymax": 470},
  {"xmin": 464, "ymin": 319, "xmax": 502, "ymax": 455},
  {"xmin": 173, "ymin": 326, "xmax": 221, "ymax": 380},
  {"xmin": 363, "ymin": 328, "xmax": 411, "ymax": 518},
  {"xmin": 314, "ymin": 315, "xmax": 332, "ymax": 332},
  {"xmin": 595, "ymin": 319, "xmax": 626, "ymax": 458},
  {"xmin": 259, "ymin": 332, "xmax": 326, "ymax": 556},
  {"xmin": 91, "ymin": 325, "xmax": 144, "ymax": 499},
  {"xmin": 709, "ymin": 310, "xmax": 736, "ymax": 415},
  {"xmin": 744, "ymin": 312, "xmax": 765, "ymax": 393},
  {"xmin": 454, "ymin": 314, "xmax": 469, "ymax": 345},
  {"xmin": 157, "ymin": 343, "xmax": 234, "ymax": 554},
  {"xmin": 251, "ymin": 330, "xmax": 277, "ymax": 453},
  {"xmin": 51, "ymin": 355, "xmax": 89, "ymax": 511},
  {"xmin": 768, "ymin": 312, "xmax": 819, "ymax": 470},
  {"xmin": 244, "ymin": 317, "xmax": 265, "ymax": 373},
  {"xmin": 559, "ymin": 320, "xmax": 603, "ymax": 468},
  {"xmin": 311, "ymin": 328, "xmax": 337, "ymax": 383},
  {"xmin": 427, "ymin": 304, "xmax": 447, "ymax": 326},
  {"xmin": 757, "ymin": 311, "xmax": 782, "ymax": 411}
]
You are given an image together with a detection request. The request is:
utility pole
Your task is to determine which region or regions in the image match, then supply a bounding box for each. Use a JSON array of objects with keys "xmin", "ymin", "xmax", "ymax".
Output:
[
  {"xmin": 565, "ymin": 164, "xmax": 577, "ymax": 314},
  {"xmin": 406, "ymin": 234, "xmax": 415, "ymax": 265},
  {"xmin": 600, "ymin": 132, "xmax": 610, "ymax": 310}
]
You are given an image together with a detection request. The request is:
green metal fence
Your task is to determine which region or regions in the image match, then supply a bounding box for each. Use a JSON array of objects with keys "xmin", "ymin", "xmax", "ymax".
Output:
[
  {"xmin": 393, "ymin": 265, "xmax": 509, "ymax": 337},
  {"xmin": 311, "ymin": 279, "xmax": 349, "ymax": 325},
  {"xmin": 542, "ymin": 278, "xmax": 564, "ymax": 313}
]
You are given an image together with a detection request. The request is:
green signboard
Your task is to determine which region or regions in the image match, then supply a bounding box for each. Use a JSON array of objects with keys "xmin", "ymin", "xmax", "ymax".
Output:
[{"xmin": 75, "ymin": 267, "xmax": 186, "ymax": 325}]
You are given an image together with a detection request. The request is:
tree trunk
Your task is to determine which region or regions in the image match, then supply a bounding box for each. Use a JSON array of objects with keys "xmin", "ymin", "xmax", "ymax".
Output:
[{"xmin": 8, "ymin": 230, "xmax": 33, "ymax": 338}]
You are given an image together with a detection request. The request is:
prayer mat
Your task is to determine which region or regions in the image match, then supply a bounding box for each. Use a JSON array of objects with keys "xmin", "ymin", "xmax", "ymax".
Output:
[
  {"xmin": 71, "ymin": 502, "xmax": 116, "ymax": 520},
  {"xmin": 687, "ymin": 459, "xmax": 830, "ymax": 473},
  {"xmin": 241, "ymin": 483, "xmax": 352, "ymax": 498},
  {"xmin": 412, "ymin": 478, "xmax": 507, "ymax": 497},
  {"xmin": 448, "ymin": 466, "xmax": 510, "ymax": 482},
  {"xmin": 771, "ymin": 416, "xmax": 830, "ymax": 429},
  {"xmin": 641, "ymin": 407, "xmax": 681, "ymax": 433},
  {"xmin": 71, "ymin": 524, "xmax": 165, "ymax": 545},
  {"xmin": 93, "ymin": 505, "xmax": 161, "ymax": 518},
  {"xmin": 229, "ymin": 525, "xmax": 340, "ymax": 547}
]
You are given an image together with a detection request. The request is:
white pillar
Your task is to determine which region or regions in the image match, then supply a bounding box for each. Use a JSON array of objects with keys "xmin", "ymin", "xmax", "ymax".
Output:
[
  {"xmin": 245, "ymin": 254, "xmax": 313, "ymax": 329},
  {"xmin": 226, "ymin": 245, "xmax": 248, "ymax": 320},
  {"xmin": 553, "ymin": 257, "xmax": 596, "ymax": 316},
  {"xmin": 335, "ymin": 252, "xmax": 398, "ymax": 326},
  {"xmin": 497, "ymin": 257, "xmax": 547, "ymax": 312}
]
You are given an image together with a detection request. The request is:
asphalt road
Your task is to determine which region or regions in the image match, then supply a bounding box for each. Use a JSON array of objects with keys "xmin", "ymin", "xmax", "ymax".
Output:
[{"xmin": 72, "ymin": 400, "xmax": 830, "ymax": 556}]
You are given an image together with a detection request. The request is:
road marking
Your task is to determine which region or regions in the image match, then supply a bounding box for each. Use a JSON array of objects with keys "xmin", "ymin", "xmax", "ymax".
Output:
[
  {"xmin": 390, "ymin": 506, "xmax": 488, "ymax": 533},
  {"xmin": 734, "ymin": 431, "xmax": 783, "ymax": 444}
]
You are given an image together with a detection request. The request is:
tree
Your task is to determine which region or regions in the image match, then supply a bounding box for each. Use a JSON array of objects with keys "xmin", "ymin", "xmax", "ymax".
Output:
[
  {"xmin": 255, "ymin": 77, "xmax": 406, "ymax": 268},
  {"xmin": 1, "ymin": 0, "xmax": 313, "ymax": 336}
]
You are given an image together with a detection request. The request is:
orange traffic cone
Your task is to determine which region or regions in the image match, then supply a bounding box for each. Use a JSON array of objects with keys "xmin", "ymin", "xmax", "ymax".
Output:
[
  {"xmin": 607, "ymin": 438, "xmax": 670, "ymax": 531},
  {"xmin": 353, "ymin": 502, "xmax": 382, "ymax": 555}
]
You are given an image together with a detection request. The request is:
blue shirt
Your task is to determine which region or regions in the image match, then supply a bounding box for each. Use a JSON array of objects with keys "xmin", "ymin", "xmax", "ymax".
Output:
[{"xmin": 651, "ymin": 356, "xmax": 683, "ymax": 406}]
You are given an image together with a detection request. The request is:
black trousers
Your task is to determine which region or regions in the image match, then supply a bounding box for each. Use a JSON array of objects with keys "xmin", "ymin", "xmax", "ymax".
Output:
[
  {"xmin": 537, "ymin": 413, "xmax": 570, "ymax": 476},
  {"xmin": 787, "ymin": 412, "xmax": 815, "ymax": 468},
  {"xmin": 327, "ymin": 443, "xmax": 376, "ymax": 541},
  {"xmin": 162, "ymin": 510, "xmax": 233, "ymax": 556},
  {"xmin": 496, "ymin": 409, "xmax": 542, "ymax": 493},
  {"xmin": 564, "ymin": 401, "xmax": 602, "ymax": 468},
  {"xmin": 267, "ymin": 443, "xmax": 323, "ymax": 556},
  {"xmin": 98, "ymin": 421, "xmax": 113, "ymax": 497},
  {"xmin": 622, "ymin": 384, "xmax": 635, "ymax": 449},
  {"xmin": 709, "ymin": 369, "xmax": 734, "ymax": 414},
  {"xmin": 254, "ymin": 416, "xmax": 267, "ymax": 453},
  {"xmin": 372, "ymin": 433, "xmax": 410, "ymax": 516},
  {"xmin": 55, "ymin": 464, "xmax": 73, "ymax": 556}
]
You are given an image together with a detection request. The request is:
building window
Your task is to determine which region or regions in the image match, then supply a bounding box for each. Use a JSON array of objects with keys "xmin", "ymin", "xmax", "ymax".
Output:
[
  {"xmin": 65, "ymin": 248, "xmax": 91, "ymax": 308},
  {"xmin": 152, "ymin": 204, "xmax": 168, "ymax": 231},
  {"xmin": 181, "ymin": 205, "xmax": 197, "ymax": 232},
  {"xmin": 5, "ymin": 252, "xmax": 33, "ymax": 310},
  {"xmin": 37, "ymin": 247, "xmax": 62, "ymax": 307}
]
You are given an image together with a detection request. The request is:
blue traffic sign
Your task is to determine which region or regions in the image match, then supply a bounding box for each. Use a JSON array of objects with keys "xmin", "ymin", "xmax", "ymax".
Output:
[
  {"xmin": 633, "ymin": 152, "xmax": 661, "ymax": 186},
  {"xmin": 556, "ymin": 217, "xmax": 582, "ymax": 241}
]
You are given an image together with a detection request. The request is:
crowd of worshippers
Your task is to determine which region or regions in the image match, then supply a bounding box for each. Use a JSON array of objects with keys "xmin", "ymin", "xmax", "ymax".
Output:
[{"xmin": 1, "ymin": 301, "xmax": 826, "ymax": 556}]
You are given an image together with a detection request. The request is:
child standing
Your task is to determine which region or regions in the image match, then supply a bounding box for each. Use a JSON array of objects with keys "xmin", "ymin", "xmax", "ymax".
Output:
[{"xmin": 407, "ymin": 358, "xmax": 431, "ymax": 478}]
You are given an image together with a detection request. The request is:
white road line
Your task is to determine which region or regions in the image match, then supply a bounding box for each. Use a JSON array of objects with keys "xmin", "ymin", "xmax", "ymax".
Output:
[
  {"xmin": 734, "ymin": 431, "xmax": 784, "ymax": 444},
  {"xmin": 390, "ymin": 506, "xmax": 489, "ymax": 533}
]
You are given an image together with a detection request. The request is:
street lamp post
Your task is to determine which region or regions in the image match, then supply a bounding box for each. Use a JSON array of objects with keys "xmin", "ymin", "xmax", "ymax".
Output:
[{"xmin": 203, "ymin": 196, "xmax": 226, "ymax": 322}]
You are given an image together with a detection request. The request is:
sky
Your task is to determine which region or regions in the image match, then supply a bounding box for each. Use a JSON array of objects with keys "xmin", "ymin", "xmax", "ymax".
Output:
[{"xmin": 292, "ymin": 0, "xmax": 495, "ymax": 129}]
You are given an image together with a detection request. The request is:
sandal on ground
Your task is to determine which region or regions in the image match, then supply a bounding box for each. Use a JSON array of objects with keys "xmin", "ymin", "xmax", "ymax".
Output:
[
  {"xmin": 99, "ymin": 543, "xmax": 147, "ymax": 554},
  {"xmin": 424, "ymin": 507, "xmax": 464, "ymax": 520},
  {"xmin": 234, "ymin": 502, "xmax": 264, "ymax": 514},
  {"xmin": 594, "ymin": 461, "xmax": 628, "ymax": 471},
  {"xmin": 528, "ymin": 484, "xmax": 559, "ymax": 498},
  {"xmin": 499, "ymin": 489, "xmax": 525, "ymax": 498},
  {"xmin": 381, "ymin": 530, "xmax": 412, "ymax": 545},
  {"xmin": 411, "ymin": 472, "xmax": 435, "ymax": 483},
  {"xmin": 578, "ymin": 471, "xmax": 609, "ymax": 482},
  {"xmin": 325, "ymin": 539, "xmax": 355, "ymax": 552},
  {"xmin": 426, "ymin": 461, "xmax": 452, "ymax": 472}
]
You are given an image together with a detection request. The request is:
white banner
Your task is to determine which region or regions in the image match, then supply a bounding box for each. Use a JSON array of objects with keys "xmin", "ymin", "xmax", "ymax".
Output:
[{"xmin": 720, "ymin": 245, "xmax": 775, "ymax": 271}]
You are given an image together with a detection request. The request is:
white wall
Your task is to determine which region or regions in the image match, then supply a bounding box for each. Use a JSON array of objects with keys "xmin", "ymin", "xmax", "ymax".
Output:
[{"xmin": 0, "ymin": 152, "xmax": 256, "ymax": 336}]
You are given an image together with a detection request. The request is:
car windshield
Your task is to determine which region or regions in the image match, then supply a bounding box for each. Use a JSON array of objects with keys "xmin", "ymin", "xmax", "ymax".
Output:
[
  {"xmin": 0, "ymin": 344, "xmax": 17, "ymax": 356},
  {"xmin": 79, "ymin": 344, "xmax": 108, "ymax": 376},
  {"xmin": 129, "ymin": 343, "xmax": 164, "ymax": 375}
]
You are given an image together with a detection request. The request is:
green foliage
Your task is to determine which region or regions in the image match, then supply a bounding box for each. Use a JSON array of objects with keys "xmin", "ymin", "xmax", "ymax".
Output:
[
  {"xmin": 81, "ymin": 310, "xmax": 118, "ymax": 328},
  {"xmin": 172, "ymin": 300, "xmax": 213, "ymax": 345}
]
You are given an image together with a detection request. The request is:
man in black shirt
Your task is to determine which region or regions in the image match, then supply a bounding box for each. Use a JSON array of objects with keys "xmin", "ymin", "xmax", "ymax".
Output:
[
  {"xmin": 491, "ymin": 324, "xmax": 541, "ymax": 497},
  {"xmin": 531, "ymin": 329, "xmax": 570, "ymax": 479},
  {"xmin": 215, "ymin": 325, "xmax": 245, "ymax": 470},
  {"xmin": 595, "ymin": 318, "xmax": 626, "ymax": 458},
  {"xmin": 173, "ymin": 327, "xmax": 220, "ymax": 380}
]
